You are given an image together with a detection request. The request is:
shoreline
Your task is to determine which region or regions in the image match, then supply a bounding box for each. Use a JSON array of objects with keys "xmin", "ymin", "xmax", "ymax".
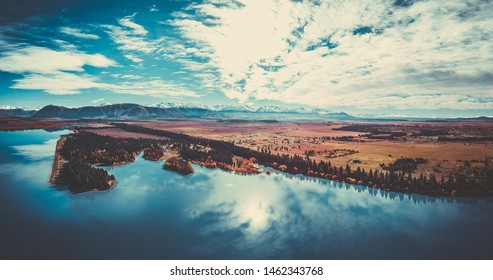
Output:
[{"xmin": 49, "ymin": 136, "xmax": 66, "ymax": 184}]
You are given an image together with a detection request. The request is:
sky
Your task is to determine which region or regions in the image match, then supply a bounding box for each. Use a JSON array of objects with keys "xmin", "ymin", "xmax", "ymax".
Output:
[{"xmin": 0, "ymin": 0, "xmax": 492, "ymax": 117}]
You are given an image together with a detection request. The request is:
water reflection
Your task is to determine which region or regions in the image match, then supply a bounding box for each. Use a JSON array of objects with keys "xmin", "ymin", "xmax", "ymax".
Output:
[
  {"xmin": 0, "ymin": 130, "xmax": 493, "ymax": 259},
  {"xmin": 11, "ymin": 138, "xmax": 59, "ymax": 161}
]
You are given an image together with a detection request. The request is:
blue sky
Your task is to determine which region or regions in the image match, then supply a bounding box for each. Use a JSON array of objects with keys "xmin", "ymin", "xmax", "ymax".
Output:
[{"xmin": 0, "ymin": 0, "xmax": 492, "ymax": 117}]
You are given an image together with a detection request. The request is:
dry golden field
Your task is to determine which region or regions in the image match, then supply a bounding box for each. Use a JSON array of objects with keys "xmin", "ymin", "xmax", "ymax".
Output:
[{"xmin": 86, "ymin": 119, "xmax": 493, "ymax": 178}]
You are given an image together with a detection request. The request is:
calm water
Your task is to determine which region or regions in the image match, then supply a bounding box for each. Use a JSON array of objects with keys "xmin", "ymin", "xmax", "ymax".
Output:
[{"xmin": 1, "ymin": 129, "xmax": 492, "ymax": 259}]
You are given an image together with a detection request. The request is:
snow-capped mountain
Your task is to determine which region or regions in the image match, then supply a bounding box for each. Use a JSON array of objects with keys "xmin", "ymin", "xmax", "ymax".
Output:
[
  {"xmin": 33, "ymin": 104, "xmax": 224, "ymax": 119},
  {"xmin": 3, "ymin": 103, "xmax": 489, "ymax": 120},
  {"xmin": 255, "ymin": 105, "xmax": 292, "ymax": 113},
  {"xmin": 0, "ymin": 105, "xmax": 39, "ymax": 116},
  {"xmin": 254, "ymin": 105, "xmax": 339, "ymax": 115},
  {"xmin": 311, "ymin": 108, "xmax": 335, "ymax": 115},
  {"xmin": 1, "ymin": 102, "xmax": 355, "ymax": 119},
  {"xmin": 149, "ymin": 103, "xmax": 256, "ymax": 112},
  {"xmin": 0, "ymin": 105, "xmax": 19, "ymax": 110},
  {"xmin": 0, "ymin": 105, "xmax": 40, "ymax": 111},
  {"xmin": 291, "ymin": 107, "xmax": 313, "ymax": 114},
  {"xmin": 212, "ymin": 105, "xmax": 255, "ymax": 112},
  {"xmin": 147, "ymin": 103, "xmax": 351, "ymax": 117},
  {"xmin": 150, "ymin": 102, "xmax": 187, "ymax": 109},
  {"xmin": 149, "ymin": 102, "xmax": 210, "ymax": 110}
]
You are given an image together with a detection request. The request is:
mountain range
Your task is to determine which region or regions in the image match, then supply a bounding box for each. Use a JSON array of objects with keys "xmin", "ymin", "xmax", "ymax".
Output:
[
  {"xmin": 31, "ymin": 104, "xmax": 223, "ymax": 119},
  {"xmin": 149, "ymin": 102, "xmax": 341, "ymax": 115},
  {"xmin": 0, "ymin": 105, "xmax": 38, "ymax": 116},
  {"xmin": 2, "ymin": 103, "xmax": 491, "ymax": 121},
  {"xmin": 0, "ymin": 103, "xmax": 354, "ymax": 120}
]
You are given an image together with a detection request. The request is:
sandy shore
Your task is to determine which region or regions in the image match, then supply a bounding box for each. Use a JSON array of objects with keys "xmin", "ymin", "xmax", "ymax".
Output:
[{"xmin": 49, "ymin": 136, "xmax": 66, "ymax": 184}]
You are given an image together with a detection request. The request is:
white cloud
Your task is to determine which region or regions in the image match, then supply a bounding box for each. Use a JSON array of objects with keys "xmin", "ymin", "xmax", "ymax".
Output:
[
  {"xmin": 11, "ymin": 72, "xmax": 109, "ymax": 95},
  {"xmin": 102, "ymin": 13, "xmax": 159, "ymax": 55},
  {"xmin": 124, "ymin": 54, "xmax": 143, "ymax": 63},
  {"xmin": 0, "ymin": 46, "xmax": 117, "ymax": 94},
  {"xmin": 60, "ymin": 27, "xmax": 100, "ymax": 40},
  {"xmin": 91, "ymin": 98, "xmax": 105, "ymax": 104},
  {"xmin": 0, "ymin": 42, "xmax": 197, "ymax": 98},
  {"xmin": 106, "ymin": 78, "xmax": 200, "ymax": 97},
  {"xmin": 52, "ymin": 39, "xmax": 77, "ymax": 51},
  {"xmin": 118, "ymin": 13, "xmax": 148, "ymax": 36},
  {"xmin": 167, "ymin": 0, "xmax": 493, "ymax": 110},
  {"xmin": 0, "ymin": 46, "xmax": 116, "ymax": 74},
  {"xmin": 110, "ymin": 73, "xmax": 143, "ymax": 80},
  {"xmin": 102, "ymin": 24, "xmax": 158, "ymax": 54},
  {"xmin": 150, "ymin": 5, "xmax": 159, "ymax": 12}
]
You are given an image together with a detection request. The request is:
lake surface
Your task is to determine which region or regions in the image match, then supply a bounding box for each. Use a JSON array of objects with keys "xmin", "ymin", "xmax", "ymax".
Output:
[{"xmin": 1, "ymin": 129, "xmax": 492, "ymax": 259}]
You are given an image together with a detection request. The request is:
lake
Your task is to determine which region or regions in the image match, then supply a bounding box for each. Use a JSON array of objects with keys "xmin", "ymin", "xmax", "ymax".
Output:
[{"xmin": 1, "ymin": 129, "xmax": 492, "ymax": 259}]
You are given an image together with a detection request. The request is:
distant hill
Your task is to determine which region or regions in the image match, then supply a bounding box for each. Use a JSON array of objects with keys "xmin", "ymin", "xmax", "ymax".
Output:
[
  {"xmin": 29, "ymin": 103, "xmax": 355, "ymax": 120},
  {"xmin": 3, "ymin": 103, "xmax": 491, "ymax": 121},
  {"xmin": 422, "ymin": 116, "xmax": 493, "ymax": 123},
  {"xmin": 32, "ymin": 104, "xmax": 224, "ymax": 119},
  {"xmin": 149, "ymin": 102, "xmax": 352, "ymax": 116},
  {"xmin": 0, "ymin": 106, "xmax": 38, "ymax": 117}
]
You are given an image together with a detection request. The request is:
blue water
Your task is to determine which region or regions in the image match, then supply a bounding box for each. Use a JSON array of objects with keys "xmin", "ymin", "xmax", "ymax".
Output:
[{"xmin": 0, "ymin": 129, "xmax": 492, "ymax": 259}]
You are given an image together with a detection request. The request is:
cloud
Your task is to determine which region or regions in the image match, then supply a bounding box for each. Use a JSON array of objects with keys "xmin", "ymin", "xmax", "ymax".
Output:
[
  {"xmin": 0, "ymin": 46, "xmax": 116, "ymax": 74},
  {"xmin": 100, "ymin": 13, "xmax": 209, "ymax": 98},
  {"xmin": 3, "ymin": 0, "xmax": 490, "ymax": 111},
  {"xmin": 106, "ymin": 78, "xmax": 200, "ymax": 97},
  {"xmin": 166, "ymin": 0, "xmax": 493, "ymax": 110},
  {"xmin": 60, "ymin": 27, "xmax": 100, "ymax": 40},
  {"xmin": 91, "ymin": 98, "xmax": 105, "ymax": 104},
  {"xmin": 0, "ymin": 43, "xmax": 197, "ymax": 97},
  {"xmin": 110, "ymin": 73, "xmax": 143, "ymax": 80},
  {"xmin": 124, "ymin": 54, "xmax": 143, "ymax": 63},
  {"xmin": 118, "ymin": 13, "xmax": 148, "ymax": 36},
  {"xmin": 102, "ymin": 25, "xmax": 157, "ymax": 54},
  {"xmin": 0, "ymin": 46, "xmax": 117, "ymax": 94},
  {"xmin": 52, "ymin": 39, "xmax": 77, "ymax": 51},
  {"xmin": 11, "ymin": 72, "xmax": 109, "ymax": 95},
  {"xmin": 150, "ymin": 4, "xmax": 159, "ymax": 12},
  {"xmin": 102, "ymin": 13, "xmax": 159, "ymax": 54},
  {"xmin": 0, "ymin": 22, "xmax": 199, "ymax": 98}
]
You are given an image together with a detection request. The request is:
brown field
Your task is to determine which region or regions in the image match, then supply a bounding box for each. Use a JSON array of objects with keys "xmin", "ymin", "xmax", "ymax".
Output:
[
  {"xmin": 83, "ymin": 119, "xmax": 493, "ymax": 179},
  {"xmin": 84, "ymin": 127, "xmax": 166, "ymax": 139},
  {"xmin": 0, "ymin": 116, "xmax": 68, "ymax": 131},
  {"xmin": 317, "ymin": 141, "xmax": 491, "ymax": 178},
  {"xmin": 129, "ymin": 120, "xmax": 360, "ymax": 139}
]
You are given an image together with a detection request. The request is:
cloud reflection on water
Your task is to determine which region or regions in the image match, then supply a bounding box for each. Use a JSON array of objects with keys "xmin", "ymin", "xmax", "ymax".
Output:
[
  {"xmin": 181, "ymin": 168, "xmax": 472, "ymax": 258},
  {"xmin": 11, "ymin": 138, "xmax": 58, "ymax": 161}
]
